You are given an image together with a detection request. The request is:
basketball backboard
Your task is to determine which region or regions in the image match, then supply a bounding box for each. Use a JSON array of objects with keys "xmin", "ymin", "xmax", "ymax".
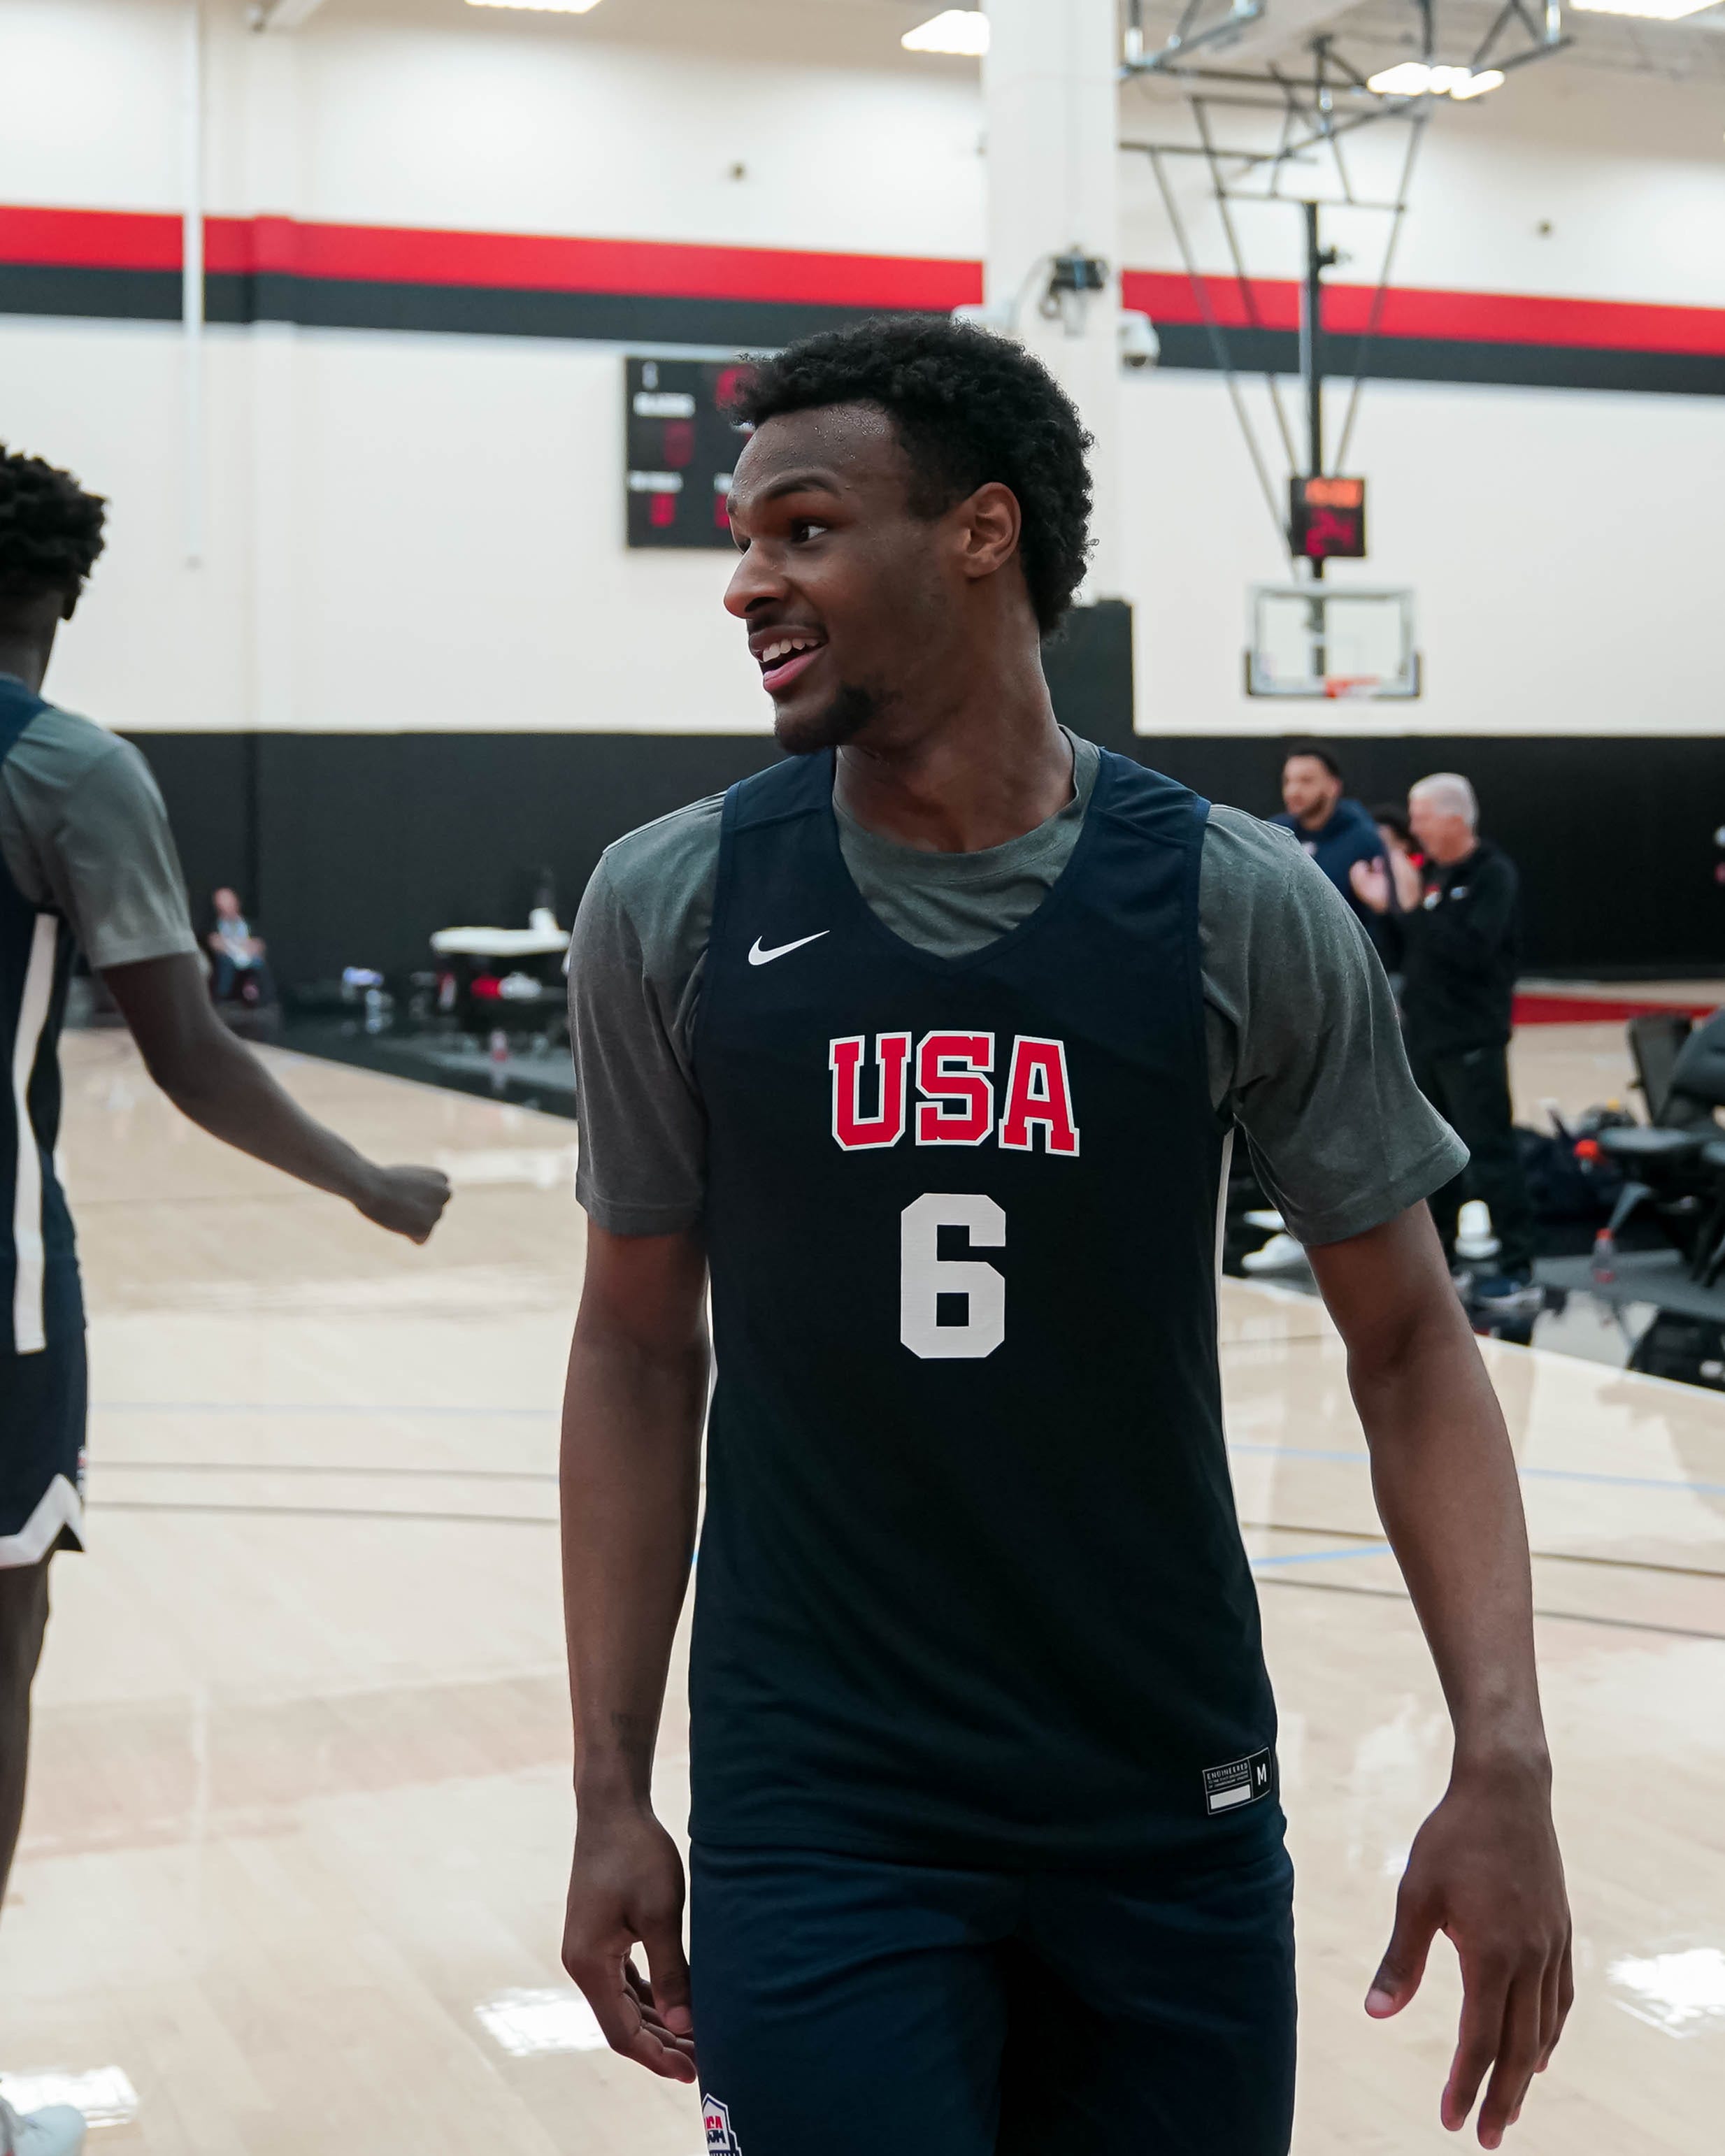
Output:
[{"xmin": 1245, "ymin": 584, "xmax": 1422, "ymax": 700}]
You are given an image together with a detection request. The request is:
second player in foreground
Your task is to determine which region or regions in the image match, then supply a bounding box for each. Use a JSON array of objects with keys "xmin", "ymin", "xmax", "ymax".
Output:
[{"xmin": 557, "ymin": 318, "xmax": 1570, "ymax": 2154}]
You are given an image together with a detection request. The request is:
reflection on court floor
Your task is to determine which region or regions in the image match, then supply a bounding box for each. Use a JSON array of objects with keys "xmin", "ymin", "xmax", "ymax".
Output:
[{"xmin": 1, "ymin": 1037, "xmax": 1717, "ymax": 2154}]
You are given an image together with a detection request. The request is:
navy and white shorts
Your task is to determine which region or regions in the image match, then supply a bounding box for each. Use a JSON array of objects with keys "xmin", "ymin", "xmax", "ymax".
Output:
[
  {"xmin": 0, "ymin": 1332, "xmax": 87, "ymax": 1566},
  {"xmin": 691, "ymin": 1830, "xmax": 1296, "ymax": 2156}
]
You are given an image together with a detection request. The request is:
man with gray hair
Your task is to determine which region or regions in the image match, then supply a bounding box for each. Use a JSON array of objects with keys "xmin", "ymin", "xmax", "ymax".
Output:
[{"xmin": 1353, "ymin": 773, "xmax": 1538, "ymax": 1307}]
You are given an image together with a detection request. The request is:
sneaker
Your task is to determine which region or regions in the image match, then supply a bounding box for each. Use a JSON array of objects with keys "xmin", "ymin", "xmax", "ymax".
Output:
[
  {"xmin": 1470, "ymin": 1272, "xmax": 1544, "ymax": 1314},
  {"xmin": 0, "ymin": 2096, "xmax": 87, "ymax": 2156},
  {"xmin": 1240, "ymin": 1231, "xmax": 1308, "ymax": 1275}
]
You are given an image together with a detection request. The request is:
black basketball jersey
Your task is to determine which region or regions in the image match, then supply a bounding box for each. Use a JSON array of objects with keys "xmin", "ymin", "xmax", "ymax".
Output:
[
  {"xmin": 689, "ymin": 747, "xmax": 1277, "ymax": 1867},
  {"xmin": 0, "ymin": 677, "xmax": 81, "ymax": 1357}
]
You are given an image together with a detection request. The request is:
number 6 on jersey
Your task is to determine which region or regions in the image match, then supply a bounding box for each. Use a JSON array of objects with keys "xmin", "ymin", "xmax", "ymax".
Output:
[{"xmin": 900, "ymin": 1193, "xmax": 1006, "ymax": 1360}]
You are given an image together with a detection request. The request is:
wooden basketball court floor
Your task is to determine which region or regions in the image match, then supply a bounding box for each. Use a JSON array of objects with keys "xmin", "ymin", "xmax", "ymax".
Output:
[{"xmin": 1, "ymin": 1028, "xmax": 1719, "ymax": 2153}]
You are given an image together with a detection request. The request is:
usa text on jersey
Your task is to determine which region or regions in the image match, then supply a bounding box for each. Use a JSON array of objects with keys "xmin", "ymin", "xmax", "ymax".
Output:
[{"xmin": 829, "ymin": 1031, "xmax": 1080, "ymax": 1156}]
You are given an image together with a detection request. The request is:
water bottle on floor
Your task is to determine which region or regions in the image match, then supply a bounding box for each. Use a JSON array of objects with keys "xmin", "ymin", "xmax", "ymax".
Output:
[{"xmin": 1456, "ymin": 1199, "xmax": 1500, "ymax": 1263}]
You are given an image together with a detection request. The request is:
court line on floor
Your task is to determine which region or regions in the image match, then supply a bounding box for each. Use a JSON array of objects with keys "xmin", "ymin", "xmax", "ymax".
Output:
[
  {"xmin": 83, "ymin": 1497, "xmax": 1387, "ymax": 1562},
  {"xmin": 94, "ymin": 1401, "xmax": 558, "ymax": 1418},
  {"xmin": 82, "ymin": 1500, "xmax": 1724, "ymax": 1639},
  {"xmin": 1240, "ymin": 1518, "xmax": 1725, "ymax": 1583},
  {"xmin": 89, "ymin": 1500, "xmax": 556, "ymax": 1527},
  {"xmin": 75, "ymin": 1190, "xmax": 380, "ymax": 1210},
  {"xmin": 83, "ymin": 1419, "xmax": 1725, "ymax": 1497},
  {"xmin": 93, "ymin": 1459, "xmax": 558, "ymax": 1481},
  {"xmin": 1250, "ymin": 1544, "xmax": 1394, "ymax": 1567},
  {"xmin": 1255, "ymin": 1572, "xmax": 1725, "ymax": 1644},
  {"xmin": 1229, "ymin": 1440, "xmax": 1725, "ymax": 1498},
  {"xmin": 86, "ymin": 1478, "xmax": 1725, "ymax": 1584}
]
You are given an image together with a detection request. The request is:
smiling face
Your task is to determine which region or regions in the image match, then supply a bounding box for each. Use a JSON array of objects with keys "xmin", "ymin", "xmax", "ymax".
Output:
[
  {"xmin": 1281, "ymin": 754, "xmax": 1342, "ymax": 830},
  {"xmin": 723, "ymin": 401, "xmax": 1022, "ymax": 755}
]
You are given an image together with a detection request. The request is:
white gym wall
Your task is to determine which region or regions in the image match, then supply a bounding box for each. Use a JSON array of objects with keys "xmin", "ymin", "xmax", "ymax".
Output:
[{"xmin": 0, "ymin": 0, "xmax": 1720, "ymax": 738}]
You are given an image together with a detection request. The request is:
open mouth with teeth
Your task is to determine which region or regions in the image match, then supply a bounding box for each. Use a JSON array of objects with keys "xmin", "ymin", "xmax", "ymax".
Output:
[{"xmin": 757, "ymin": 631, "xmax": 828, "ymax": 696}]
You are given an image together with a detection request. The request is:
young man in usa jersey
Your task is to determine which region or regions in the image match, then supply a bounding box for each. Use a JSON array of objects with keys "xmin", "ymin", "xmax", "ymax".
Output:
[
  {"xmin": 0, "ymin": 450, "xmax": 450, "ymax": 2156},
  {"xmin": 557, "ymin": 319, "xmax": 1570, "ymax": 2155}
]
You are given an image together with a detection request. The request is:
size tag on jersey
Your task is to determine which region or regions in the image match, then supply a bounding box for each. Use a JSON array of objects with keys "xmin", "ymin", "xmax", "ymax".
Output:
[{"xmin": 1203, "ymin": 1747, "xmax": 1275, "ymax": 1816}]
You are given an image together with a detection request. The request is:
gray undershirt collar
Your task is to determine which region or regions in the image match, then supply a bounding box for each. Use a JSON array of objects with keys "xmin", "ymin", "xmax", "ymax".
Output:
[{"xmin": 831, "ymin": 729, "xmax": 1100, "ymax": 889}]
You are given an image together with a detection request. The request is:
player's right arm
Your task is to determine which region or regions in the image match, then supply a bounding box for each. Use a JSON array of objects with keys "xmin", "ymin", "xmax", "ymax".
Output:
[
  {"xmin": 0, "ymin": 719, "xmax": 448, "ymax": 1242},
  {"xmin": 559, "ymin": 1221, "xmax": 708, "ymax": 2085}
]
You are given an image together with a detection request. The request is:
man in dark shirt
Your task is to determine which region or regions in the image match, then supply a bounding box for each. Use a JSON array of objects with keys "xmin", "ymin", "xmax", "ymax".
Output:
[
  {"xmin": 1272, "ymin": 745, "xmax": 1384, "ymax": 920},
  {"xmin": 1354, "ymin": 773, "xmax": 1538, "ymax": 1305}
]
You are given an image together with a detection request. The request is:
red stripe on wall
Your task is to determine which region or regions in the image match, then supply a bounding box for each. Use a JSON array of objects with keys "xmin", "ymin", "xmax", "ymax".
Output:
[
  {"xmin": 0, "ymin": 203, "xmax": 980, "ymax": 309},
  {"xmin": 5, "ymin": 203, "xmax": 1725, "ymax": 358},
  {"xmin": 1119, "ymin": 270, "xmax": 1725, "ymax": 359},
  {"xmin": 0, "ymin": 204, "xmax": 183, "ymax": 272},
  {"xmin": 241, "ymin": 215, "xmax": 985, "ymax": 308}
]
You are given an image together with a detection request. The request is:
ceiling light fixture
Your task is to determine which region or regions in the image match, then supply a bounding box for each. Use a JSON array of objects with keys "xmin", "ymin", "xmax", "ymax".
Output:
[
  {"xmin": 1569, "ymin": 0, "xmax": 1719, "ymax": 16},
  {"xmin": 903, "ymin": 10, "xmax": 991, "ymax": 57},
  {"xmin": 1367, "ymin": 61, "xmax": 1505, "ymax": 99},
  {"xmin": 464, "ymin": 0, "xmax": 603, "ymax": 15}
]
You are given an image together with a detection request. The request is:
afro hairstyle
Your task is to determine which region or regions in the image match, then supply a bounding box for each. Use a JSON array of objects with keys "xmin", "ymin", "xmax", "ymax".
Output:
[
  {"xmin": 0, "ymin": 445, "xmax": 108, "ymax": 603},
  {"xmin": 731, "ymin": 315, "xmax": 1094, "ymax": 636}
]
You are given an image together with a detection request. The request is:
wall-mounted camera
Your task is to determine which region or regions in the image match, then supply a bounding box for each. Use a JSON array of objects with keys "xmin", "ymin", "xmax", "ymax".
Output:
[{"xmin": 1119, "ymin": 310, "xmax": 1160, "ymax": 371}]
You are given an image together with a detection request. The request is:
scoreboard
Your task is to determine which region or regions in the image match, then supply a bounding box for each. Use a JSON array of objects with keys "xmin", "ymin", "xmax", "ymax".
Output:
[
  {"xmin": 1288, "ymin": 474, "xmax": 1367, "ymax": 563},
  {"xmin": 625, "ymin": 356, "xmax": 752, "ymax": 549}
]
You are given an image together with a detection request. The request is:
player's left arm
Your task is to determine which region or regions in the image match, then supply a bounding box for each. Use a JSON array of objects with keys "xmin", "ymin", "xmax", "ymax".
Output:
[{"xmin": 1308, "ymin": 1205, "xmax": 1573, "ymax": 2151}]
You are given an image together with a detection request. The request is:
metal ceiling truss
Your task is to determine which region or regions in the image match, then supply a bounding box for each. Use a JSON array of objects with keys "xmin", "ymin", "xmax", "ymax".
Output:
[
  {"xmin": 1117, "ymin": 0, "xmax": 1569, "ymax": 562},
  {"xmin": 1123, "ymin": 0, "xmax": 1570, "ymax": 185}
]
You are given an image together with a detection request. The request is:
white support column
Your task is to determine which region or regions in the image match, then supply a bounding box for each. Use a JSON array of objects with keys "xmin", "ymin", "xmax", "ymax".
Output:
[
  {"xmin": 182, "ymin": 0, "xmax": 206, "ymax": 568},
  {"xmin": 982, "ymin": 0, "xmax": 1123, "ymax": 597},
  {"xmin": 243, "ymin": 22, "xmax": 303, "ymax": 731}
]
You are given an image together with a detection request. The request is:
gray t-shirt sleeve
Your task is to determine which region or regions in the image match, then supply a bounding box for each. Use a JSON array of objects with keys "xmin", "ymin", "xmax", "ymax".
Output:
[
  {"xmin": 568, "ymin": 799, "xmax": 720, "ymax": 1236},
  {"xmin": 0, "ymin": 707, "xmax": 199, "ymax": 969},
  {"xmin": 1199, "ymin": 806, "xmax": 1467, "ymax": 1246}
]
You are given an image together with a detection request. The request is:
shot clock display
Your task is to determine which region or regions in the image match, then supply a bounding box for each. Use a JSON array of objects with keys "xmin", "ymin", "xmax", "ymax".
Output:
[
  {"xmin": 625, "ymin": 357, "xmax": 752, "ymax": 549},
  {"xmin": 1289, "ymin": 474, "xmax": 1368, "ymax": 563}
]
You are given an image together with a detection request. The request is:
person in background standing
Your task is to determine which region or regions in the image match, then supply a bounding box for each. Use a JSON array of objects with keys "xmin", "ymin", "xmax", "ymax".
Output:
[
  {"xmin": 1370, "ymin": 803, "xmax": 1420, "ymax": 882},
  {"xmin": 1352, "ymin": 773, "xmax": 1538, "ymax": 1311},
  {"xmin": 1368, "ymin": 803, "xmax": 1422, "ymax": 996},
  {"xmin": 1273, "ymin": 746, "xmax": 1385, "ymax": 930}
]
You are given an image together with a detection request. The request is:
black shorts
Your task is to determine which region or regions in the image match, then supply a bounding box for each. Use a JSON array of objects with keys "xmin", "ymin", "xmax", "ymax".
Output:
[
  {"xmin": 690, "ymin": 1832, "xmax": 1296, "ymax": 2156},
  {"xmin": 0, "ymin": 1332, "xmax": 87, "ymax": 1565}
]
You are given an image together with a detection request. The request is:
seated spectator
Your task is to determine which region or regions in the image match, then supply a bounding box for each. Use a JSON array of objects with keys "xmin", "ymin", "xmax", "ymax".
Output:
[{"xmin": 208, "ymin": 886, "xmax": 275, "ymax": 1006}]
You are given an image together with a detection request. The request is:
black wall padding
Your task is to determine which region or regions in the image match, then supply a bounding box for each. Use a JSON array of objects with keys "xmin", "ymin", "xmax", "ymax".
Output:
[
  {"xmin": 124, "ymin": 608, "xmax": 1721, "ymax": 986},
  {"xmin": 1140, "ymin": 733, "xmax": 1725, "ymax": 979},
  {"xmin": 126, "ymin": 604, "xmax": 1139, "ymax": 989}
]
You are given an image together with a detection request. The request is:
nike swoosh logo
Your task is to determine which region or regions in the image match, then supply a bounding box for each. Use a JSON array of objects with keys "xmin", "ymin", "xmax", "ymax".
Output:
[{"xmin": 748, "ymin": 931, "xmax": 829, "ymax": 968}]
